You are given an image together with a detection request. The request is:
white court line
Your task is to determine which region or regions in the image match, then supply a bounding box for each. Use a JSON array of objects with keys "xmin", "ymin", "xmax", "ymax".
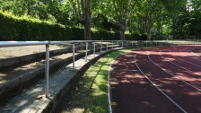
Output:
[
  {"xmin": 108, "ymin": 51, "xmax": 135, "ymax": 113},
  {"xmin": 108, "ymin": 60, "xmax": 114, "ymax": 113},
  {"xmin": 170, "ymin": 47, "xmax": 201, "ymax": 68},
  {"xmin": 110, "ymin": 70, "xmax": 137, "ymax": 72},
  {"xmin": 190, "ymin": 50, "xmax": 201, "ymax": 57},
  {"xmin": 179, "ymin": 47, "xmax": 201, "ymax": 62},
  {"xmin": 148, "ymin": 51, "xmax": 201, "ymax": 92},
  {"xmin": 159, "ymin": 51, "xmax": 193, "ymax": 72},
  {"xmin": 134, "ymin": 53, "xmax": 187, "ymax": 113},
  {"xmin": 170, "ymin": 51, "xmax": 201, "ymax": 68}
]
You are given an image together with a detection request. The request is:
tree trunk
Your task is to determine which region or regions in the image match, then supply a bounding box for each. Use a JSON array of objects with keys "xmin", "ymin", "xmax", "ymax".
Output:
[
  {"xmin": 84, "ymin": 15, "xmax": 91, "ymax": 40},
  {"xmin": 147, "ymin": 26, "xmax": 152, "ymax": 40},
  {"xmin": 84, "ymin": 0, "xmax": 91, "ymax": 40},
  {"xmin": 120, "ymin": 26, "xmax": 125, "ymax": 40}
]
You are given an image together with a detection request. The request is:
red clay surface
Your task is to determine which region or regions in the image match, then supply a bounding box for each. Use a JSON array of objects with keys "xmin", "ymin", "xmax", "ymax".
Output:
[{"xmin": 110, "ymin": 45, "xmax": 201, "ymax": 113}]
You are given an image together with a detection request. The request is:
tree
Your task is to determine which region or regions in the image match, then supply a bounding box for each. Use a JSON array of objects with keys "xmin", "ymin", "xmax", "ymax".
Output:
[
  {"xmin": 69, "ymin": 0, "xmax": 92, "ymax": 40},
  {"xmin": 111, "ymin": 0, "xmax": 138, "ymax": 40},
  {"xmin": 134, "ymin": 0, "xmax": 165, "ymax": 40},
  {"xmin": 134, "ymin": 0, "xmax": 187, "ymax": 40}
]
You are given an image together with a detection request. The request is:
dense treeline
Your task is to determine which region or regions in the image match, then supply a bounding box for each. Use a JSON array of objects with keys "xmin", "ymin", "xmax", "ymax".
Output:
[{"xmin": 0, "ymin": 0, "xmax": 201, "ymax": 40}]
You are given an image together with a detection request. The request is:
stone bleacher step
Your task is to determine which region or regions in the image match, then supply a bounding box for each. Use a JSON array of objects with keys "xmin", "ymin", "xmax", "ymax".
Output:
[
  {"xmin": 0, "ymin": 49, "xmax": 117, "ymax": 113},
  {"xmin": 0, "ymin": 47, "xmax": 74, "ymax": 69},
  {"xmin": 0, "ymin": 49, "xmax": 91, "ymax": 105}
]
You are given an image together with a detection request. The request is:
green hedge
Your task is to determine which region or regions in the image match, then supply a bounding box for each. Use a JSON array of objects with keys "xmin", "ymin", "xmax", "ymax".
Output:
[
  {"xmin": 0, "ymin": 11, "xmax": 85, "ymax": 40},
  {"xmin": 0, "ymin": 11, "xmax": 143, "ymax": 41}
]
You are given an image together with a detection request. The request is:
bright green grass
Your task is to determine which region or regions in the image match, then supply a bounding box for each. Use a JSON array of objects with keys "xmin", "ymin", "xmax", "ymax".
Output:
[
  {"xmin": 59, "ymin": 46, "xmax": 154, "ymax": 113},
  {"xmin": 59, "ymin": 49, "xmax": 133, "ymax": 113}
]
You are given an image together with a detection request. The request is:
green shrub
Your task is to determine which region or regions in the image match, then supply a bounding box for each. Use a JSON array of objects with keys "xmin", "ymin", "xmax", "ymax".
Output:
[{"xmin": 0, "ymin": 11, "xmax": 142, "ymax": 41}]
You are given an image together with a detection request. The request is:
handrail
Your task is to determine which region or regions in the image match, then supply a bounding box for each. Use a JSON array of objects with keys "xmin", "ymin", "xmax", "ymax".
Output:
[
  {"xmin": 2, "ymin": 39, "xmax": 197, "ymax": 98},
  {"xmin": 0, "ymin": 41, "xmax": 48, "ymax": 47},
  {"xmin": 0, "ymin": 40, "xmax": 123, "ymax": 98},
  {"xmin": 0, "ymin": 40, "xmax": 134, "ymax": 47}
]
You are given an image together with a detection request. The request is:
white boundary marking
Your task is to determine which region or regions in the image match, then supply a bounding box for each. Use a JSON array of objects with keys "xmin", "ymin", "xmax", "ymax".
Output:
[
  {"xmin": 108, "ymin": 60, "xmax": 113, "ymax": 113},
  {"xmin": 108, "ymin": 53, "xmax": 127, "ymax": 113},
  {"xmin": 134, "ymin": 53, "xmax": 187, "ymax": 113},
  {"xmin": 179, "ymin": 47, "xmax": 201, "ymax": 62},
  {"xmin": 170, "ymin": 48, "xmax": 201, "ymax": 68},
  {"xmin": 108, "ymin": 51, "xmax": 139, "ymax": 113},
  {"xmin": 159, "ymin": 51, "xmax": 192, "ymax": 72},
  {"xmin": 148, "ymin": 51, "xmax": 201, "ymax": 92}
]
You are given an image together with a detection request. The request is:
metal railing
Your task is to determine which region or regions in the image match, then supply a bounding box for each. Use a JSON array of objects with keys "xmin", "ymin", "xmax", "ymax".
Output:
[
  {"xmin": 0, "ymin": 39, "xmax": 200, "ymax": 97},
  {"xmin": 0, "ymin": 40, "xmax": 123, "ymax": 97}
]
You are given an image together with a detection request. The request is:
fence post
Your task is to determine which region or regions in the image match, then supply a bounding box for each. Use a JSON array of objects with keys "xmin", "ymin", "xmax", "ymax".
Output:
[
  {"xmin": 122, "ymin": 41, "xmax": 124, "ymax": 48},
  {"xmin": 93, "ymin": 42, "xmax": 96, "ymax": 57},
  {"xmin": 116, "ymin": 41, "xmax": 118, "ymax": 48},
  {"xmin": 72, "ymin": 42, "xmax": 75, "ymax": 70},
  {"xmin": 127, "ymin": 41, "xmax": 129, "ymax": 47},
  {"xmin": 101, "ymin": 41, "xmax": 103, "ymax": 52},
  {"xmin": 112, "ymin": 41, "xmax": 113, "ymax": 49},
  {"xmin": 85, "ymin": 41, "xmax": 88, "ymax": 61},
  {"xmin": 106, "ymin": 42, "xmax": 108, "ymax": 51},
  {"xmin": 45, "ymin": 41, "xmax": 50, "ymax": 97}
]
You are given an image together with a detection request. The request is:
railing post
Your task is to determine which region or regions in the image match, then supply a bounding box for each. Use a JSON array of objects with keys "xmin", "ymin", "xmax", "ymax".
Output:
[
  {"xmin": 166, "ymin": 39, "xmax": 169, "ymax": 45},
  {"xmin": 85, "ymin": 41, "xmax": 88, "ymax": 62},
  {"xmin": 101, "ymin": 41, "xmax": 103, "ymax": 52},
  {"xmin": 106, "ymin": 42, "xmax": 108, "ymax": 51},
  {"xmin": 45, "ymin": 41, "xmax": 50, "ymax": 97},
  {"xmin": 122, "ymin": 41, "xmax": 124, "ymax": 48},
  {"xmin": 116, "ymin": 41, "xmax": 118, "ymax": 48},
  {"xmin": 112, "ymin": 41, "xmax": 113, "ymax": 49},
  {"xmin": 93, "ymin": 42, "xmax": 96, "ymax": 57},
  {"xmin": 127, "ymin": 41, "xmax": 129, "ymax": 47},
  {"xmin": 72, "ymin": 42, "xmax": 75, "ymax": 71}
]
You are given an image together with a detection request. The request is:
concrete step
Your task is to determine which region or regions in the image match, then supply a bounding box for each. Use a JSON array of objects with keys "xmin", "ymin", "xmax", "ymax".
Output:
[
  {"xmin": 0, "ymin": 42, "xmax": 120, "ymax": 105},
  {"xmin": 0, "ymin": 49, "xmax": 91, "ymax": 105},
  {"xmin": 0, "ymin": 44, "xmax": 78, "ymax": 69},
  {"xmin": 0, "ymin": 49, "xmax": 118, "ymax": 113}
]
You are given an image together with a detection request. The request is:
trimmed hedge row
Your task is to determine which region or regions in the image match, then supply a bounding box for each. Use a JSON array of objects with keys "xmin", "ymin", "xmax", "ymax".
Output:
[
  {"xmin": 0, "ymin": 11, "xmax": 144, "ymax": 41},
  {"xmin": 0, "ymin": 12, "xmax": 86, "ymax": 40}
]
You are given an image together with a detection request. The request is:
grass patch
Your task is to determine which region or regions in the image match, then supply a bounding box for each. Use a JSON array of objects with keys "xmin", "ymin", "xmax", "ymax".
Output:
[{"xmin": 58, "ymin": 47, "xmax": 148, "ymax": 113}]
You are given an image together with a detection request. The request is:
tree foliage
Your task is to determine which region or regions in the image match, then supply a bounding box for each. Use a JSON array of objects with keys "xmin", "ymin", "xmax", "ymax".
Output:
[{"xmin": 0, "ymin": 0, "xmax": 201, "ymax": 40}]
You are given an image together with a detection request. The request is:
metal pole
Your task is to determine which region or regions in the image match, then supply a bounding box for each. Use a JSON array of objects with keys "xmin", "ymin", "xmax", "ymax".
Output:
[
  {"xmin": 101, "ymin": 41, "xmax": 102, "ymax": 52},
  {"xmin": 116, "ymin": 41, "xmax": 118, "ymax": 48},
  {"xmin": 127, "ymin": 41, "xmax": 129, "ymax": 47},
  {"xmin": 72, "ymin": 43, "xmax": 75, "ymax": 71},
  {"xmin": 106, "ymin": 43, "xmax": 108, "ymax": 51},
  {"xmin": 93, "ymin": 42, "xmax": 95, "ymax": 57},
  {"xmin": 112, "ymin": 41, "xmax": 113, "ymax": 49},
  {"xmin": 166, "ymin": 39, "xmax": 168, "ymax": 45},
  {"xmin": 45, "ymin": 42, "xmax": 50, "ymax": 97},
  {"xmin": 85, "ymin": 41, "xmax": 88, "ymax": 62},
  {"xmin": 122, "ymin": 41, "xmax": 124, "ymax": 48}
]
